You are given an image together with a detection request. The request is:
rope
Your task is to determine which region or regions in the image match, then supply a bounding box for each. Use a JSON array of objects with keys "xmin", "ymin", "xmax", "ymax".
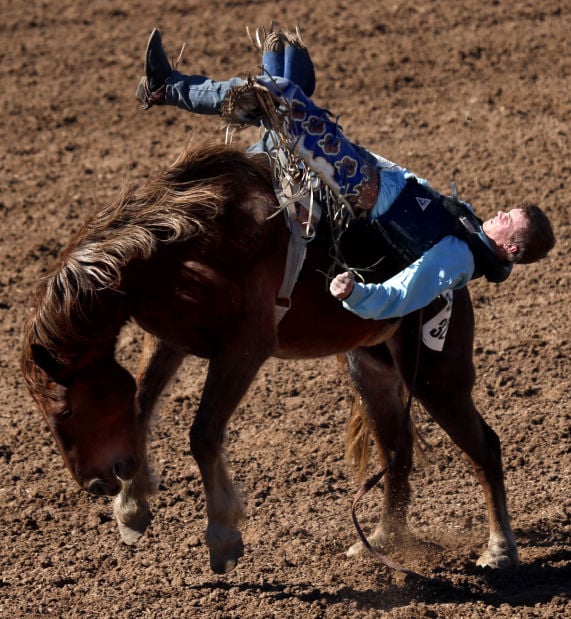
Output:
[{"xmin": 349, "ymin": 310, "xmax": 441, "ymax": 583}]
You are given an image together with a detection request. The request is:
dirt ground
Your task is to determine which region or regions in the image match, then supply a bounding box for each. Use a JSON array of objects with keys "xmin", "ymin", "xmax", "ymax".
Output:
[{"xmin": 1, "ymin": 0, "xmax": 570, "ymax": 617}]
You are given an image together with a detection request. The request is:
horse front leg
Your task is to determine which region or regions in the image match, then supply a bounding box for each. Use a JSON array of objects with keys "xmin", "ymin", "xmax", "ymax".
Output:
[
  {"xmin": 342, "ymin": 346, "xmax": 415, "ymax": 557},
  {"xmin": 114, "ymin": 333, "xmax": 185, "ymax": 545},
  {"xmin": 190, "ymin": 339, "xmax": 273, "ymax": 574}
]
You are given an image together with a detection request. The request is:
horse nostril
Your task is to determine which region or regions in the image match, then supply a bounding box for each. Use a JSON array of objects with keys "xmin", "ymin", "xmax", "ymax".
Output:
[
  {"xmin": 87, "ymin": 478, "xmax": 110, "ymax": 496},
  {"xmin": 113, "ymin": 455, "xmax": 141, "ymax": 481}
]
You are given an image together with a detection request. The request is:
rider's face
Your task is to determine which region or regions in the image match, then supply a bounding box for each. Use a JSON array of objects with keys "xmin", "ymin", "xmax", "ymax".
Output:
[{"xmin": 482, "ymin": 208, "xmax": 527, "ymax": 257}]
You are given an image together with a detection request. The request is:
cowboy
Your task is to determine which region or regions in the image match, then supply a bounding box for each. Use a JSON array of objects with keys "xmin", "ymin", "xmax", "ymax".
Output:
[{"xmin": 136, "ymin": 29, "xmax": 555, "ymax": 321}]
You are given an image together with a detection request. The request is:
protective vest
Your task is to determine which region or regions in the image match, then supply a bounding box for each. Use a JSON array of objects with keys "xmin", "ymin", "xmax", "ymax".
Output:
[{"xmin": 368, "ymin": 179, "xmax": 512, "ymax": 283}]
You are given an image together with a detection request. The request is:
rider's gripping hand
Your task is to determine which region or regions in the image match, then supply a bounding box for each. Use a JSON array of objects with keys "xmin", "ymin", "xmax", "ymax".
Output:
[{"xmin": 330, "ymin": 271, "xmax": 355, "ymax": 300}]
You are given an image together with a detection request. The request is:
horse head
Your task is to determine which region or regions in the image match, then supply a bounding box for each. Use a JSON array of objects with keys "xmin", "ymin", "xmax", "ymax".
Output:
[{"xmin": 28, "ymin": 344, "xmax": 141, "ymax": 496}]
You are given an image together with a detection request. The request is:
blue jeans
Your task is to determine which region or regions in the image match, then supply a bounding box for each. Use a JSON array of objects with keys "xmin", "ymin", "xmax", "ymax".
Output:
[
  {"xmin": 165, "ymin": 72, "xmax": 246, "ymax": 115},
  {"xmin": 165, "ymin": 73, "xmax": 271, "ymax": 155}
]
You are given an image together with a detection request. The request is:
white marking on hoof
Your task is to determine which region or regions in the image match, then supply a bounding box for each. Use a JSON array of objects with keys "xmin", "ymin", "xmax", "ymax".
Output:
[
  {"xmin": 347, "ymin": 540, "xmax": 368, "ymax": 558},
  {"xmin": 476, "ymin": 548, "xmax": 519, "ymax": 569},
  {"xmin": 114, "ymin": 495, "xmax": 152, "ymax": 546}
]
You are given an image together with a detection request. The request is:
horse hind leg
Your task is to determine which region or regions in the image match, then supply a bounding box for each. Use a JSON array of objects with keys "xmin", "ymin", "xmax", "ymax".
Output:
[
  {"xmin": 407, "ymin": 326, "xmax": 519, "ymax": 569},
  {"xmin": 342, "ymin": 346, "xmax": 416, "ymax": 558},
  {"xmin": 417, "ymin": 387, "xmax": 519, "ymax": 569},
  {"xmin": 472, "ymin": 423, "xmax": 519, "ymax": 569},
  {"xmin": 114, "ymin": 334, "xmax": 185, "ymax": 545}
]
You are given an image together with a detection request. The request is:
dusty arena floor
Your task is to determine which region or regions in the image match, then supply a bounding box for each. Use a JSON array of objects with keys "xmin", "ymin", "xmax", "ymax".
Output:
[{"xmin": 1, "ymin": 0, "xmax": 569, "ymax": 617}]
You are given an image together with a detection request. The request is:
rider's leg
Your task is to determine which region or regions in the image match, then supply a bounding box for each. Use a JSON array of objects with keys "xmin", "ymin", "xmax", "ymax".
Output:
[
  {"xmin": 261, "ymin": 31, "xmax": 285, "ymax": 82},
  {"xmin": 260, "ymin": 30, "xmax": 315, "ymax": 97},
  {"xmin": 138, "ymin": 28, "xmax": 315, "ymax": 112},
  {"xmin": 137, "ymin": 30, "xmax": 376, "ymax": 208},
  {"xmin": 166, "ymin": 73, "xmax": 247, "ymax": 115},
  {"xmin": 136, "ymin": 29, "xmax": 248, "ymax": 115}
]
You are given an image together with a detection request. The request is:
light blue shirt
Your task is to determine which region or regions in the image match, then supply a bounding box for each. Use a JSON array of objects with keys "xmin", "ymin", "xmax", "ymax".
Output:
[
  {"xmin": 341, "ymin": 157, "xmax": 476, "ymax": 320},
  {"xmin": 342, "ymin": 235, "xmax": 475, "ymax": 319}
]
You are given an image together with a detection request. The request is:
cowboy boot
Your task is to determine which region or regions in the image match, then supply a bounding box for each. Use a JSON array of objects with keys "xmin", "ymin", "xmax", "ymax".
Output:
[
  {"xmin": 257, "ymin": 28, "xmax": 315, "ymax": 97},
  {"xmin": 136, "ymin": 28, "xmax": 174, "ymax": 109},
  {"xmin": 261, "ymin": 31, "xmax": 285, "ymax": 80},
  {"xmin": 282, "ymin": 30, "xmax": 315, "ymax": 97}
]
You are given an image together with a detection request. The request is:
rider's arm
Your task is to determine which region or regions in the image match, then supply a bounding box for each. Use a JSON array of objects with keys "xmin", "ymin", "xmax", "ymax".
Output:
[{"xmin": 341, "ymin": 236, "xmax": 474, "ymax": 320}]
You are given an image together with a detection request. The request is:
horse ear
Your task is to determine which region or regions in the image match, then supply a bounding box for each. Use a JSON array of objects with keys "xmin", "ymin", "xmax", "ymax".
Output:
[{"xmin": 30, "ymin": 344, "xmax": 69, "ymax": 384}]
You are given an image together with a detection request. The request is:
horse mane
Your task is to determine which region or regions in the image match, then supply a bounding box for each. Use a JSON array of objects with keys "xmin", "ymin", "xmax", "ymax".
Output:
[
  {"xmin": 65, "ymin": 140, "xmax": 273, "ymax": 291},
  {"xmin": 21, "ymin": 140, "xmax": 274, "ymax": 401}
]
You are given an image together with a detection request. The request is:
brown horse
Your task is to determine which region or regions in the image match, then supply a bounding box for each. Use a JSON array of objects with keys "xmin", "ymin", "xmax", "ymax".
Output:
[{"xmin": 21, "ymin": 141, "xmax": 518, "ymax": 574}]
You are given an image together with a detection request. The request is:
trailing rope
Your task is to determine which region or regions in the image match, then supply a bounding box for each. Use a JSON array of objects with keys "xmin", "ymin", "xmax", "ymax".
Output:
[
  {"xmin": 349, "ymin": 310, "xmax": 442, "ymax": 582},
  {"xmin": 350, "ymin": 464, "xmax": 430, "ymax": 581}
]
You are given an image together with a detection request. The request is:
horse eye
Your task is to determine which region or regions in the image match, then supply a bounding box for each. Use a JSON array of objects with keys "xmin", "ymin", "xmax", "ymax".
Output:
[{"xmin": 57, "ymin": 409, "xmax": 73, "ymax": 421}]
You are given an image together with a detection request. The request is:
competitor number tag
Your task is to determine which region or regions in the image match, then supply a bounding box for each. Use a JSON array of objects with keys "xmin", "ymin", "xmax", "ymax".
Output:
[{"xmin": 421, "ymin": 289, "xmax": 453, "ymax": 352}]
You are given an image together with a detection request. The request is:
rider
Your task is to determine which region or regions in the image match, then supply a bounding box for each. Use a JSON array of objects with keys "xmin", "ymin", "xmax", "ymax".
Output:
[{"xmin": 136, "ymin": 29, "xmax": 555, "ymax": 321}]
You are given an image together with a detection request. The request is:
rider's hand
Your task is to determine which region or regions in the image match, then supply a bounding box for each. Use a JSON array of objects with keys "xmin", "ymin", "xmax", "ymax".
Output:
[{"xmin": 330, "ymin": 271, "xmax": 355, "ymax": 300}]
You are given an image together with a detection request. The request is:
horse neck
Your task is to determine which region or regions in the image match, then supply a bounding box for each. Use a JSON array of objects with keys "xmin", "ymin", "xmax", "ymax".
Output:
[
  {"xmin": 36, "ymin": 284, "xmax": 130, "ymax": 371},
  {"xmin": 74, "ymin": 287, "xmax": 130, "ymax": 364}
]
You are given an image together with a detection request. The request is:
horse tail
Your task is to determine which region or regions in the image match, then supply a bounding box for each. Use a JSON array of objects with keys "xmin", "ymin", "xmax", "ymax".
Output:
[
  {"xmin": 339, "ymin": 354, "xmax": 371, "ymax": 482},
  {"xmin": 345, "ymin": 395, "xmax": 371, "ymax": 483},
  {"xmin": 343, "ymin": 359, "xmax": 427, "ymax": 482}
]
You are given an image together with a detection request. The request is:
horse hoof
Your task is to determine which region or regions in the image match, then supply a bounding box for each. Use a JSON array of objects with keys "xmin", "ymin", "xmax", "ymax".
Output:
[
  {"xmin": 346, "ymin": 525, "xmax": 401, "ymax": 558},
  {"xmin": 476, "ymin": 548, "xmax": 519, "ymax": 569},
  {"xmin": 347, "ymin": 527, "xmax": 432, "ymax": 559},
  {"xmin": 347, "ymin": 540, "xmax": 367, "ymax": 558},
  {"xmin": 209, "ymin": 538, "xmax": 245, "ymax": 574},
  {"xmin": 117, "ymin": 516, "xmax": 151, "ymax": 545},
  {"xmin": 114, "ymin": 499, "xmax": 152, "ymax": 546}
]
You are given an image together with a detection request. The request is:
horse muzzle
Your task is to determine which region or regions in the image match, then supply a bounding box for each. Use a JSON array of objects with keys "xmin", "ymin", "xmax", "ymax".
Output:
[
  {"xmin": 87, "ymin": 477, "xmax": 120, "ymax": 496},
  {"xmin": 85, "ymin": 455, "xmax": 142, "ymax": 496},
  {"xmin": 113, "ymin": 454, "xmax": 142, "ymax": 482}
]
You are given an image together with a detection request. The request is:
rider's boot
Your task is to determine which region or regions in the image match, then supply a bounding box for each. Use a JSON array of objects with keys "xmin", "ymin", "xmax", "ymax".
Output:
[
  {"xmin": 136, "ymin": 28, "xmax": 174, "ymax": 109},
  {"xmin": 136, "ymin": 29, "xmax": 248, "ymax": 117},
  {"xmin": 261, "ymin": 31, "xmax": 285, "ymax": 80},
  {"xmin": 260, "ymin": 29, "xmax": 315, "ymax": 97},
  {"xmin": 282, "ymin": 30, "xmax": 315, "ymax": 97}
]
